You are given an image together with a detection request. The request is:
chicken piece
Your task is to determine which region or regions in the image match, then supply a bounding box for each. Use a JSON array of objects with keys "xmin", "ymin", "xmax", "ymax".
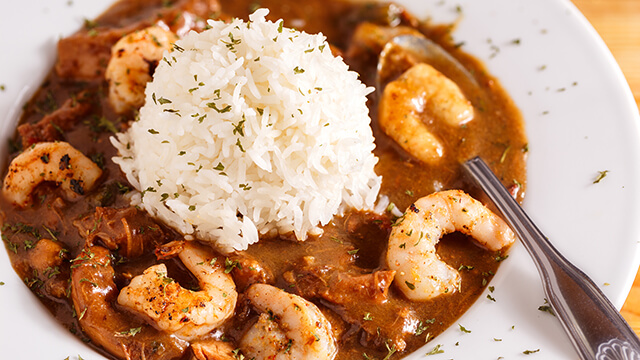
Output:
[
  {"xmin": 18, "ymin": 92, "xmax": 93, "ymax": 149},
  {"xmin": 191, "ymin": 339, "xmax": 238, "ymax": 360},
  {"xmin": 74, "ymin": 206, "xmax": 172, "ymax": 258},
  {"xmin": 25, "ymin": 238, "xmax": 67, "ymax": 298},
  {"xmin": 224, "ymin": 252, "xmax": 274, "ymax": 292}
]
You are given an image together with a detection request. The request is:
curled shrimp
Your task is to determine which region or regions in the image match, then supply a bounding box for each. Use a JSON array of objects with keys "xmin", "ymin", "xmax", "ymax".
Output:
[
  {"xmin": 71, "ymin": 246, "xmax": 187, "ymax": 359},
  {"xmin": 117, "ymin": 241, "xmax": 237, "ymax": 341},
  {"xmin": 105, "ymin": 25, "xmax": 178, "ymax": 114},
  {"xmin": 379, "ymin": 63, "xmax": 474, "ymax": 164},
  {"xmin": 240, "ymin": 283, "xmax": 338, "ymax": 360},
  {"xmin": 386, "ymin": 190, "xmax": 515, "ymax": 301},
  {"xmin": 2, "ymin": 141, "xmax": 102, "ymax": 207}
]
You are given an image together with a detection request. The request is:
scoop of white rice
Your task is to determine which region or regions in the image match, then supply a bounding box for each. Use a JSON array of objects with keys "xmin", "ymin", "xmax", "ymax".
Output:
[{"xmin": 112, "ymin": 9, "xmax": 380, "ymax": 251}]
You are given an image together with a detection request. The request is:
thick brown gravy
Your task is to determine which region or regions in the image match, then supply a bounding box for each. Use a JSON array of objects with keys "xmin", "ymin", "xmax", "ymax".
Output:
[{"xmin": 0, "ymin": 0, "xmax": 526, "ymax": 359}]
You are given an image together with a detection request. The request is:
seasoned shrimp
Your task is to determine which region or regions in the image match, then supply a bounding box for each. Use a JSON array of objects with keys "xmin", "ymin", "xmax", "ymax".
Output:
[
  {"xmin": 379, "ymin": 63, "xmax": 474, "ymax": 164},
  {"xmin": 240, "ymin": 283, "xmax": 338, "ymax": 360},
  {"xmin": 387, "ymin": 190, "xmax": 515, "ymax": 301},
  {"xmin": 71, "ymin": 246, "xmax": 188, "ymax": 359},
  {"xmin": 117, "ymin": 241, "xmax": 237, "ymax": 341},
  {"xmin": 2, "ymin": 141, "xmax": 102, "ymax": 207},
  {"xmin": 105, "ymin": 25, "xmax": 178, "ymax": 114}
]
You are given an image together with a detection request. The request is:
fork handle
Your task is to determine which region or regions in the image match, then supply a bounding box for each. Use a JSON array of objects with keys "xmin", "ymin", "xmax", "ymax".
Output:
[{"xmin": 463, "ymin": 156, "xmax": 640, "ymax": 360}]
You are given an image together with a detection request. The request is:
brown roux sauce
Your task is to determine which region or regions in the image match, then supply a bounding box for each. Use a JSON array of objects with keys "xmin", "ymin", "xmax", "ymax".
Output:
[{"xmin": 0, "ymin": 0, "xmax": 527, "ymax": 359}]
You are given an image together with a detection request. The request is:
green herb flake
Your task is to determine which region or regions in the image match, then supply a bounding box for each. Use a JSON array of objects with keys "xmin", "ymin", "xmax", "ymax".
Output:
[
  {"xmin": 382, "ymin": 341, "xmax": 396, "ymax": 360},
  {"xmin": 233, "ymin": 118, "xmax": 246, "ymax": 136},
  {"xmin": 172, "ymin": 43, "xmax": 184, "ymax": 52},
  {"xmin": 500, "ymin": 145, "xmax": 511, "ymax": 163},
  {"xmin": 405, "ymin": 281, "xmax": 416, "ymax": 290},
  {"xmin": 593, "ymin": 170, "xmax": 609, "ymax": 184},
  {"xmin": 523, "ymin": 349, "xmax": 540, "ymax": 355},
  {"xmin": 235, "ymin": 139, "xmax": 245, "ymax": 152},
  {"xmin": 415, "ymin": 321, "xmax": 429, "ymax": 336},
  {"xmin": 458, "ymin": 324, "xmax": 471, "ymax": 333},
  {"xmin": 224, "ymin": 258, "xmax": 241, "ymax": 274},
  {"xmin": 157, "ymin": 97, "xmax": 172, "ymax": 105},
  {"xmin": 538, "ymin": 301, "xmax": 556, "ymax": 316},
  {"xmin": 117, "ymin": 327, "xmax": 142, "ymax": 337},
  {"xmin": 426, "ymin": 344, "xmax": 444, "ymax": 355},
  {"xmin": 495, "ymin": 253, "xmax": 509, "ymax": 262},
  {"xmin": 207, "ymin": 102, "xmax": 232, "ymax": 113}
]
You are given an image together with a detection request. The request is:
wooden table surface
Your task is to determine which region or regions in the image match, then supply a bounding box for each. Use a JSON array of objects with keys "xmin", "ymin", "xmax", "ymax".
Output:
[{"xmin": 570, "ymin": 0, "xmax": 640, "ymax": 334}]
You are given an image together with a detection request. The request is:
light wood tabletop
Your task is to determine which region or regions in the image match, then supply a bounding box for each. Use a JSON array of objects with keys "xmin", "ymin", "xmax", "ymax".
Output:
[{"xmin": 571, "ymin": 0, "xmax": 640, "ymax": 335}]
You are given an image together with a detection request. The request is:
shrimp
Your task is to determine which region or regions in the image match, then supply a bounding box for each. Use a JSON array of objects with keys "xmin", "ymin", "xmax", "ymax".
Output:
[
  {"xmin": 71, "ymin": 246, "xmax": 187, "ymax": 359},
  {"xmin": 386, "ymin": 190, "xmax": 515, "ymax": 301},
  {"xmin": 378, "ymin": 63, "xmax": 474, "ymax": 164},
  {"xmin": 117, "ymin": 241, "xmax": 237, "ymax": 341},
  {"xmin": 105, "ymin": 25, "xmax": 178, "ymax": 114},
  {"xmin": 240, "ymin": 283, "xmax": 338, "ymax": 360},
  {"xmin": 2, "ymin": 141, "xmax": 102, "ymax": 207}
]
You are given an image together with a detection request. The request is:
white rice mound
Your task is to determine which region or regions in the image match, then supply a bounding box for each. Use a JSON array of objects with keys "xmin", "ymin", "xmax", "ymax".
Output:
[{"xmin": 112, "ymin": 9, "xmax": 381, "ymax": 251}]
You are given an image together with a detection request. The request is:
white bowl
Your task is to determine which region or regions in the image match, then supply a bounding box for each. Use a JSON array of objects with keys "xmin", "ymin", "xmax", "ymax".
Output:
[{"xmin": 1, "ymin": 0, "xmax": 639, "ymax": 359}]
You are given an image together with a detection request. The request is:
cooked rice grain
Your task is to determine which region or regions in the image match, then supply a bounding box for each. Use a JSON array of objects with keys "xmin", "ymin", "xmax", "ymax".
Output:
[{"xmin": 112, "ymin": 9, "xmax": 380, "ymax": 251}]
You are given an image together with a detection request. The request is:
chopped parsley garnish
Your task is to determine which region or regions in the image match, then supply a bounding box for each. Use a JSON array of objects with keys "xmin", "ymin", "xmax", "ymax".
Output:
[
  {"xmin": 224, "ymin": 258, "xmax": 241, "ymax": 273},
  {"xmin": 207, "ymin": 102, "xmax": 232, "ymax": 113},
  {"xmin": 157, "ymin": 97, "xmax": 172, "ymax": 105},
  {"xmin": 495, "ymin": 253, "xmax": 509, "ymax": 262},
  {"xmin": 593, "ymin": 170, "xmax": 609, "ymax": 184},
  {"xmin": 117, "ymin": 327, "xmax": 142, "ymax": 337},
  {"xmin": 538, "ymin": 298, "xmax": 556, "ymax": 316},
  {"xmin": 426, "ymin": 344, "xmax": 444, "ymax": 355},
  {"xmin": 458, "ymin": 324, "xmax": 471, "ymax": 333}
]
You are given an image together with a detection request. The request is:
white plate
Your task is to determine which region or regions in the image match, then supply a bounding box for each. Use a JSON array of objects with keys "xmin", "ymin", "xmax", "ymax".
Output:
[{"xmin": 1, "ymin": 0, "xmax": 639, "ymax": 359}]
